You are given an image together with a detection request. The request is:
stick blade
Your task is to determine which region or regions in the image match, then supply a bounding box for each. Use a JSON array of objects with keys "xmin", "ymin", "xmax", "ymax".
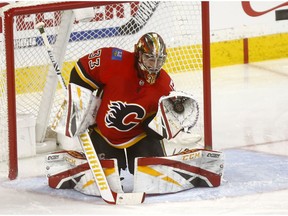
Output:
[{"xmin": 116, "ymin": 192, "xmax": 145, "ymax": 205}]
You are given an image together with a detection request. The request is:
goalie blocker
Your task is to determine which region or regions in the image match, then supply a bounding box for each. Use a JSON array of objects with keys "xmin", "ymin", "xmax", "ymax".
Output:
[{"xmin": 51, "ymin": 83, "xmax": 101, "ymax": 137}]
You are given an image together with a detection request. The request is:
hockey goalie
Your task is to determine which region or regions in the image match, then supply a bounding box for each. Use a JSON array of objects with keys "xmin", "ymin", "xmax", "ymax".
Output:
[
  {"xmin": 46, "ymin": 85, "xmax": 224, "ymax": 196},
  {"xmin": 46, "ymin": 32, "xmax": 224, "ymax": 197}
]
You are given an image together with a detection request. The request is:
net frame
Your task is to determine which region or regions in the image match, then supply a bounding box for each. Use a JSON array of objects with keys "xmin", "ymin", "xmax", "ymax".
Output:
[{"xmin": 1, "ymin": 1, "xmax": 211, "ymax": 180}]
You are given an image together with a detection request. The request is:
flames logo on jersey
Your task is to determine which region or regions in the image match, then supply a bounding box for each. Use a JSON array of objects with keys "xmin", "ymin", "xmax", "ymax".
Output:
[{"xmin": 105, "ymin": 101, "xmax": 146, "ymax": 131}]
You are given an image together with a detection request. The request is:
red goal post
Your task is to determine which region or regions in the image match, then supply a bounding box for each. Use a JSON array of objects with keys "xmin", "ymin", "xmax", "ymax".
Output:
[{"xmin": 0, "ymin": 1, "xmax": 211, "ymax": 180}]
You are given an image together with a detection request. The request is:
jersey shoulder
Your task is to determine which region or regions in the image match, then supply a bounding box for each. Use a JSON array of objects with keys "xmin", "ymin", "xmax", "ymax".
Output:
[
  {"xmin": 100, "ymin": 47, "xmax": 133, "ymax": 62},
  {"xmin": 159, "ymin": 68, "xmax": 173, "ymax": 84},
  {"xmin": 157, "ymin": 69, "xmax": 175, "ymax": 92},
  {"xmin": 80, "ymin": 47, "xmax": 133, "ymax": 64}
]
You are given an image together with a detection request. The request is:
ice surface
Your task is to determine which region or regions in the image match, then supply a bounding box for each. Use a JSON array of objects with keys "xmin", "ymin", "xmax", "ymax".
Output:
[{"xmin": 1, "ymin": 58, "xmax": 288, "ymax": 215}]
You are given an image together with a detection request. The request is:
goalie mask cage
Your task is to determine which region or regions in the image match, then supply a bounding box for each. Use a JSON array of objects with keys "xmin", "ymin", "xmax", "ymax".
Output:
[{"xmin": 0, "ymin": 1, "xmax": 211, "ymax": 180}]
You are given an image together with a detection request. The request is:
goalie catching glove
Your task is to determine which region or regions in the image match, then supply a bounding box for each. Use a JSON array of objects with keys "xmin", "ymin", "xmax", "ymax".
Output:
[
  {"xmin": 51, "ymin": 83, "xmax": 101, "ymax": 137},
  {"xmin": 148, "ymin": 90, "xmax": 199, "ymax": 140}
]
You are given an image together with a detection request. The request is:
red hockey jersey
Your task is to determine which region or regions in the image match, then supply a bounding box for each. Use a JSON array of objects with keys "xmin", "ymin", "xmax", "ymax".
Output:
[{"xmin": 74, "ymin": 47, "xmax": 174, "ymax": 148}]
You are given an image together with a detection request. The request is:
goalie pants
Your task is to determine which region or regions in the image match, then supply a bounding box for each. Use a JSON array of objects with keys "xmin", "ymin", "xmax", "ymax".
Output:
[{"xmin": 89, "ymin": 128, "xmax": 165, "ymax": 174}]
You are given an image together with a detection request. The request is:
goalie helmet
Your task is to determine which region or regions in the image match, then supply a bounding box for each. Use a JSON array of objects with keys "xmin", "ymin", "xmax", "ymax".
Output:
[{"xmin": 135, "ymin": 32, "xmax": 167, "ymax": 84}]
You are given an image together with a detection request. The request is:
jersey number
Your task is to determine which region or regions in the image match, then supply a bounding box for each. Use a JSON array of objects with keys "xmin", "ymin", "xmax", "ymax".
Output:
[{"xmin": 88, "ymin": 49, "xmax": 101, "ymax": 70}]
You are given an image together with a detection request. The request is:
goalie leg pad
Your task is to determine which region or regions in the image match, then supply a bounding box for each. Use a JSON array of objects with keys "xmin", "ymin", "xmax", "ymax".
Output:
[
  {"xmin": 133, "ymin": 149, "xmax": 224, "ymax": 194},
  {"xmin": 46, "ymin": 150, "xmax": 89, "ymax": 189},
  {"xmin": 46, "ymin": 150, "xmax": 123, "ymax": 196}
]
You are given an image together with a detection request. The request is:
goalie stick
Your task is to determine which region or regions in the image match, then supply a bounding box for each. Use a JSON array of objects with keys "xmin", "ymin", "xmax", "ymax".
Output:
[{"xmin": 35, "ymin": 22, "xmax": 145, "ymax": 205}]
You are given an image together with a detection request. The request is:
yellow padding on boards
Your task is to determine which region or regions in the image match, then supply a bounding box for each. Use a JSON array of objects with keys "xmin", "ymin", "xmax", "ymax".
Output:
[
  {"xmin": 211, "ymin": 33, "xmax": 288, "ymax": 67},
  {"xmin": 164, "ymin": 44, "xmax": 203, "ymax": 73},
  {"xmin": 15, "ymin": 65, "xmax": 49, "ymax": 94},
  {"xmin": 211, "ymin": 39, "xmax": 244, "ymax": 68},
  {"xmin": 14, "ymin": 62, "xmax": 72, "ymax": 94},
  {"xmin": 249, "ymin": 33, "xmax": 288, "ymax": 62},
  {"xmin": 12, "ymin": 32, "xmax": 288, "ymax": 94}
]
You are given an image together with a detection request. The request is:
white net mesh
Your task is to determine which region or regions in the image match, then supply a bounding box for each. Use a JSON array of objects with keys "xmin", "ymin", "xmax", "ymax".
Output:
[{"xmin": 0, "ymin": 1, "xmax": 206, "ymax": 174}]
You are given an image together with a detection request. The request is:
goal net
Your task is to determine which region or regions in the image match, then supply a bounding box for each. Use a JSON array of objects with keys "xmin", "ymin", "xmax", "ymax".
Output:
[{"xmin": 0, "ymin": 1, "xmax": 211, "ymax": 179}]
